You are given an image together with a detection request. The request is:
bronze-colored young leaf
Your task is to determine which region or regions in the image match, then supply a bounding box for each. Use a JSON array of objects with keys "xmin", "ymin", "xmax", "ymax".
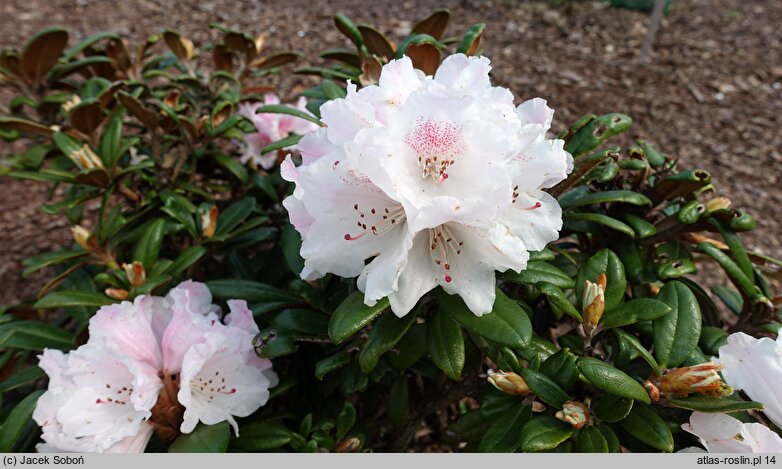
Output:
[
  {"xmin": 117, "ymin": 92, "xmax": 158, "ymax": 130},
  {"xmin": 357, "ymin": 26, "xmax": 395, "ymax": 60},
  {"xmin": 0, "ymin": 117, "xmax": 53, "ymax": 136},
  {"xmin": 456, "ymin": 23, "xmax": 486, "ymax": 56},
  {"xmin": 69, "ymin": 100, "xmax": 103, "ymax": 135},
  {"xmin": 412, "ymin": 9, "xmax": 450, "ymax": 40},
  {"xmin": 162, "ymin": 30, "xmax": 194, "ymax": 64},
  {"xmin": 250, "ymin": 52, "xmax": 302, "ymax": 70},
  {"xmin": 406, "ymin": 43, "xmax": 440, "ymax": 76},
  {"xmin": 105, "ymin": 38, "xmax": 132, "ymax": 72},
  {"xmin": 359, "ymin": 56, "xmax": 383, "ymax": 86},
  {"xmin": 20, "ymin": 27, "xmax": 69, "ymax": 85}
]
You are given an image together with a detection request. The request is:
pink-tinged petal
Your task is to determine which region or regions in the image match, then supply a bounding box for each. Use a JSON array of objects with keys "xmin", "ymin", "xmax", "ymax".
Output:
[
  {"xmin": 320, "ymin": 83, "xmax": 376, "ymax": 146},
  {"xmin": 280, "ymin": 155, "xmax": 299, "ymax": 182},
  {"xmin": 683, "ymin": 412, "xmax": 782, "ymax": 453},
  {"xmin": 432, "ymin": 54, "xmax": 492, "ymax": 93},
  {"xmin": 105, "ymin": 422, "xmax": 154, "ymax": 453},
  {"xmin": 88, "ymin": 296, "xmax": 163, "ymax": 370},
  {"xmin": 161, "ymin": 306, "xmax": 211, "ymax": 374},
  {"xmin": 297, "ymin": 129, "xmax": 334, "ymax": 164},
  {"xmin": 387, "ymin": 231, "xmax": 438, "ymax": 317},
  {"xmin": 498, "ymin": 190, "xmax": 563, "ymax": 253},
  {"xmin": 263, "ymin": 93, "xmax": 281, "ymax": 106},
  {"xmin": 178, "ymin": 333, "xmax": 274, "ymax": 436},
  {"xmin": 167, "ymin": 280, "xmax": 219, "ymax": 317},
  {"xmin": 224, "ymin": 300, "xmax": 259, "ymax": 337},
  {"xmin": 717, "ymin": 332, "xmax": 782, "ymax": 429},
  {"xmin": 516, "ymin": 98, "xmax": 555, "ymax": 146}
]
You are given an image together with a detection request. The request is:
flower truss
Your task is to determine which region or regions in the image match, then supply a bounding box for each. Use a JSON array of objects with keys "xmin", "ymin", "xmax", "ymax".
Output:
[
  {"xmin": 33, "ymin": 281, "xmax": 277, "ymax": 453},
  {"xmin": 716, "ymin": 332, "xmax": 782, "ymax": 429},
  {"xmin": 681, "ymin": 412, "xmax": 782, "ymax": 453},
  {"xmin": 238, "ymin": 93, "xmax": 319, "ymax": 169},
  {"xmin": 282, "ymin": 54, "xmax": 572, "ymax": 317}
]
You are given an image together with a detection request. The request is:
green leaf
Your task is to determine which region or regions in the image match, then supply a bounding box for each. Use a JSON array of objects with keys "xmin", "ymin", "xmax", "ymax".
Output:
[
  {"xmin": 697, "ymin": 242, "xmax": 757, "ymax": 299},
  {"xmin": 10, "ymin": 169, "xmax": 75, "ymax": 183},
  {"xmin": 98, "ymin": 114, "xmax": 123, "ymax": 169},
  {"xmin": 254, "ymin": 104, "xmax": 323, "ymax": 127},
  {"xmin": 388, "ymin": 324, "xmax": 427, "ymax": 369},
  {"xmin": 479, "ymin": 404, "xmax": 530, "ymax": 453},
  {"xmin": 576, "ymin": 358, "xmax": 651, "ymax": 404},
  {"xmin": 0, "ymin": 390, "xmax": 44, "ymax": 452},
  {"xmin": 280, "ymin": 223, "xmax": 304, "ymax": 275},
  {"xmin": 133, "ymin": 218, "xmax": 166, "ymax": 270},
  {"xmin": 164, "ymin": 246, "xmax": 207, "ymax": 278},
  {"xmin": 576, "ymin": 426, "xmax": 609, "ymax": 453},
  {"xmin": 597, "ymin": 423, "xmax": 622, "ymax": 453},
  {"xmin": 34, "ymin": 290, "xmax": 113, "ymax": 309},
  {"xmin": 456, "ymin": 23, "xmax": 486, "ymax": 55},
  {"xmin": 0, "ymin": 366, "xmax": 44, "ymax": 392},
  {"xmin": 520, "ymin": 368, "xmax": 569, "ymax": 408},
  {"xmin": 315, "ymin": 350, "xmax": 352, "ymax": 380},
  {"xmin": 565, "ymin": 113, "xmax": 632, "ymax": 157},
  {"xmin": 336, "ymin": 402, "xmax": 356, "ymax": 441},
  {"xmin": 575, "ymin": 249, "xmax": 626, "ymax": 309},
  {"xmin": 538, "ymin": 348, "xmax": 579, "ymax": 390},
  {"xmin": 618, "ymin": 404, "xmax": 674, "ymax": 452},
  {"xmin": 161, "ymin": 192, "xmax": 198, "ymax": 237},
  {"xmin": 612, "ymin": 329, "xmax": 661, "ymax": 376},
  {"xmin": 504, "ymin": 262, "xmax": 574, "ymax": 289},
  {"xmin": 270, "ymin": 309, "xmax": 329, "ymax": 336},
  {"xmin": 711, "ymin": 285, "xmax": 743, "ymax": 315},
  {"xmin": 561, "ymin": 190, "xmax": 650, "ymax": 210},
  {"xmin": 447, "ymin": 410, "xmax": 488, "ymax": 444},
  {"xmin": 0, "ymin": 321, "xmax": 73, "ymax": 350},
  {"xmin": 600, "ymin": 298, "xmax": 671, "ymax": 329},
  {"xmin": 232, "ymin": 420, "xmax": 292, "ymax": 451},
  {"xmin": 358, "ymin": 310, "xmax": 416, "ymax": 373},
  {"xmin": 654, "ymin": 281, "xmax": 702, "ymax": 368},
  {"xmin": 437, "ymin": 288, "xmax": 531, "ymax": 349},
  {"xmin": 22, "ymin": 250, "xmax": 87, "ymax": 276},
  {"xmin": 388, "ymin": 376, "xmax": 409, "ymax": 430},
  {"xmin": 519, "ymin": 416, "xmax": 574, "ymax": 452},
  {"xmin": 328, "ymin": 292, "xmax": 389, "ymax": 344},
  {"xmin": 665, "ymin": 395, "xmax": 765, "ymax": 413},
  {"xmin": 169, "ymin": 422, "xmax": 230, "ymax": 453},
  {"xmin": 565, "ymin": 213, "xmax": 635, "ymax": 237},
  {"xmin": 427, "ymin": 310, "xmax": 465, "ymax": 379},
  {"xmin": 212, "ymin": 153, "xmax": 248, "ymax": 184},
  {"xmin": 699, "ymin": 326, "xmax": 729, "ymax": 356},
  {"xmin": 537, "ymin": 281, "xmax": 582, "ymax": 321},
  {"xmin": 594, "ymin": 393, "xmax": 634, "ymax": 423},
  {"xmin": 215, "ymin": 197, "xmax": 256, "ymax": 237},
  {"xmin": 207, "ymin": 279, "xmax": 299, "ymax": 305},
  {"xmin": 334, "ymin": 14, "xmax": 366, "ymax": 52},
  {"xmin": 260, "ymin": 134, "xmax": 303, "ymax": 155},
  {"xmin": 623, "ymin": 214, "xmax": 657, "ymax": 239}
]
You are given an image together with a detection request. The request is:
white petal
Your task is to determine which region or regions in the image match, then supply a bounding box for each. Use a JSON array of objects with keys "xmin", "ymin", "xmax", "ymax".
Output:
[
  {"xmin": 683, "ymin": 412, "xmax": 782, "ymax": 453},
  {"xmin": 88, "ymin": 296, "xmax": 163, "ymax": 370},
  {"xmin": 498, "ymin": 190, "xmax": 562, "ymax": 253},
  {"xmin": 320, "ymin": 82, "xmax": 376, "ymax": 145},
  {"xmin": 513, "ymin": 138, "xmax": 572, "ymax": 192},
  {"xmin": 388, "ymin": 231, "xmax": 438, "ymax": 317},
  {"xmin": 433, "ymin": 54, "xmax": 492, "ymax": 94},
  {"xmin": 105, "ymin": 422, "xmax": 154, "ymax": 453}
]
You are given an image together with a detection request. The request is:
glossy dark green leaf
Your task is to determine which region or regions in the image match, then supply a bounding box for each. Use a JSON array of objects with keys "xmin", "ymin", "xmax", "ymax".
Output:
[
  {"xmin": 22, "ymin": 250, "xmax": 87, "ymax": 277},
  {"xmin": 519, "ymin": 416, "xmax": 574, "ymax": 452},
  {"xmin": 437, "ymin": 288, "xmax": 531, "ymax": 349},
  {"xmin": 336, "ymin": 402, "xmax": 357, "ymax": 441},
  {"xmin": 504, "ymin": 262, "xmax": 574, "ymax": 289},
  {"xmin": 0, "ymin": 366, "xmax": 44, "ymax": 392},
  {"xmin": 597, "ymin": 423, "xmax": 622, "ymax": 453},
  {"xmin": 164, "ymin": 246, "xmax": 207, "ymax": 278},
  {"xmin": 215, "ymin": 197, "xmax": 256, "ymax": 237},
  {"xmin": 601, "ymin": 298, "xmax": 671, "ymax": 329},
  {"xmin": 520, "ymin": 368, "xmax": 569, "ymax": 408},
  {"xmin": 665, "ymin": 395, "xmax": 764, "ymax": 413},
  {"xmin": 711, "ymin": 285, "xmax": 743, "ymax": 315},
  {"xmin": 576, "ymin": 358, "xmax": 650, "ymax": 404},
  {"xmin": 260, "ymin": 134, "xmax": 303, "ymax": 155},
  {"xmin": 479, "ymin": 404, "xmax": 530, "ymax": 453},
  {"xmin": 456, "ymin": 23, "xmax": 486, "ymax": 55},
  {"xmin": 623, "ymin": 214, "xmax": 656, "ymax": 239},
  {"xmin": 618, "ymin": 404, "xmax": 673, "ymax": 452},
  {"xmin": 328, "ymin": 292, "xmax": 389, "ymax": 344},
  {"xmin": 34, "ymin": 290, "xmax": 113, "ymax": 309},
  {"xmin": 576, "ymin": 426, "xmax": 608, "ymax": 453},
  {"xmin": 427, "ymin": 310, "xmax": 465, "ymax": 379},
  {"xmin": 613, "ymin": 329, "xmax": 661, "ymax": 376},
  {"xmin": 388, "ymin": 376, "xmax": 409, "ymax": 429},
  {"xmin": 255, "ymin": 104, "xmax": 323, "ymax": 127},
  {"xmin": 207, "ymin": 279, "xmax": 300, "ymax": 304},
  {"xmin": 333, "ymin": 14, "xmax": 366, "ymax": 52},
  {"xmin": 539, "ymin": 348, "xmax": 579, "ymax": 390},
  {"xmin": 271, "ymin": 309, "xmax": 329, "ymax": 336},
  {"xmin": 132, "ymin": 218, "xmax": 166, "ymax": 270},
  {"xmin": 564, "ymin": 113, "xmax": 632, "ymax": 157},
  {"xmin": 358, "ymin": 310, "xmax": 416, "ymax": 373},
  {"xmin": 561, "ymin": 190, "xmax": 651, "ymax": 210},
  {"xmin": 0, "ymin": 390, "xmax": 43, "ymax": 452},
  {"xmin": 566, "ymin": 213, "xmax": 635, "ymax": 237},
  {"xmin": 654, "ymin": 169, "xmax": 711, "ymax": 201},
  {"xmin": 481, "ymin": 388, "xmax": 519, "ymax": 421},
  {"xmin": 232, "ymin": 420, "xmax": 292, "ymax": 451},
  {"xmin": 654, "ymin": 281, "xmax": 702, "ymax": 368},
  {"xmin": 446, "ymin": 409, "xmax": 488, "ymax": 444},
  {"xmin": 576, "ymin": 249, "xmax": 626, "ymax": 309},
  {"xmin": 315, "ymin": 350, "xmax": 351, "ymax": 380},
  {"xmin": 389, "ymin": 324, "xmax": 427, "ymax": 369},
  {"xmin": 699, "ymin": 326, "xmax": 729, "ymax": 356},
  {"xmin": 594, "ymin": 393, "xmax": 634, "ymax": 423},
  {"xmin": 537, "ymin": 281, "xmax": 582, "ymax": 321},
  {"xmin": 169, "ymin": 422, "xmax": 230, "ymax": 453}
]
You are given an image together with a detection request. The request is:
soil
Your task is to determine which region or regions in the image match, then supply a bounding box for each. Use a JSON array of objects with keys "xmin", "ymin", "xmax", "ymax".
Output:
[{"xmin": 1, "ymin": 0, "xmax": 781, "ymax": 304}]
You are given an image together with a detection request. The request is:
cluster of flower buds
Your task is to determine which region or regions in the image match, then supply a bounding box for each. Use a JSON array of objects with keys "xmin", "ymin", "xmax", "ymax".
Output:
[
  {"xmin": 33, "ymin": 281, "xmax": 277, "ymax": 453},
  {"xmin": 555, "ymin": 400, "xmax": 590, "ymax": 429}
]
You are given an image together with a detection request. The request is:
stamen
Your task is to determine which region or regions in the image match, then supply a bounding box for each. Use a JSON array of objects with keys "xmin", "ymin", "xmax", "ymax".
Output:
[{"xmin": 519, "ymin": 201, "xmax": 542, "ymax": 211}]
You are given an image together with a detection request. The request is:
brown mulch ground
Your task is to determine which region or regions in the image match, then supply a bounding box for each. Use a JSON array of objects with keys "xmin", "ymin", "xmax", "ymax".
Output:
[{"xmin": 1, "ymin": 0, "xmax": 781, "ymax": 304}]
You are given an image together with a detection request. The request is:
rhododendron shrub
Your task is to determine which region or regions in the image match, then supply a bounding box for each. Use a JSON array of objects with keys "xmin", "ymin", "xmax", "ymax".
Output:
[{"xmin": 1, "ymin": 10, "xmax": 781, "ymax": 453}]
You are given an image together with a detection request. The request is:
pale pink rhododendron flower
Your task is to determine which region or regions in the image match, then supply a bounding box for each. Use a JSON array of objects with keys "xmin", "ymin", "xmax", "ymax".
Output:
[
  {"xmin": 283, "ymin": 54, "xmax": 572, "ymax": 316},
  {"xmin": 681, "ymin": 412, "xmax": 782, "ymax": 453},
  {"xmin": 33, "ymin": 281, "xmax": 276, "ymax": 453},
  {"xmin": 238, "ymin": 93, "xmax": 319, "ymax": 169},
  {"xmin": 716, "ymin": 332, "xmax": 782, "ymax": 429}
]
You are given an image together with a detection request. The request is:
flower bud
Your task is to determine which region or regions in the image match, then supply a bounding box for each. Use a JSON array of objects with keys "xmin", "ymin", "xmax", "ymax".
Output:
[
  {"xmin": 704, "ymin": 197, "xmax": 732, "ymax": 213},
  {"xmin": 555, "ymin": 401, "xmax": 590, "ymax": 429},
  {"xmin": 582, "ymin": 274, "xmax": 606, "ymax": 330},
  {"xmin": 683, "ymin": 233, "xmax": 728, "ymax": 250},
  {"xmin": 105, "ymin": 288, "xmax": 129, "ymax": 301},
  {"xmin": 487, "ymin": 370, "xmax": 530, "ymax": 396},
  {"xmin": 62, "ymin": 94, "xmax": 81, "ymax": 113},
  {"xmin": 657, "ymin": 362, "xmax": 733, "ymax": 398},
  {"xmin": 643, "ymin": 380, "xmax": 660, "ymax": 402},
  {"xmin": 123, "ymin": 261, "xmax": 146, "ymax": 288},
  {"xmin": 71, "ymin": 225, "xmax": 92, "ymax": 250},
  {"xmin": 200, "ymin": 205, "xmax": 218, "ymax": 238},
  {"xmin": 71, "ymin": 144, "xmax": 106, "ymax": 170},
  {"xmin": 335, "ymin": 437, "xmax": 361, "ymax": 453}
]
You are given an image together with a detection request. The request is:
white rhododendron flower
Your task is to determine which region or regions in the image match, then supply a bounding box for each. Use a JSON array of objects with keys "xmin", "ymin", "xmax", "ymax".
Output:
[
  {"xmin": 716, "ymin": 332, "xmax": 782, "ymax": 428},
  {"xmin": 283, "ymin": 54, "xmax": 572, "ymax": 316},
  {"xmin": 33, "ymin": 344, "xmax": 160, "ymax": 453},
  {"xmin": 34, "ymin": 281, "xmax": 276, "ymax": 452},
  {"xmin": 238, "ymin": 93, "xmax": 319, "ymax": 169},
  {"xmin": 681, "ymin": 412, "xmax": 782, "ymax": 453}
]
